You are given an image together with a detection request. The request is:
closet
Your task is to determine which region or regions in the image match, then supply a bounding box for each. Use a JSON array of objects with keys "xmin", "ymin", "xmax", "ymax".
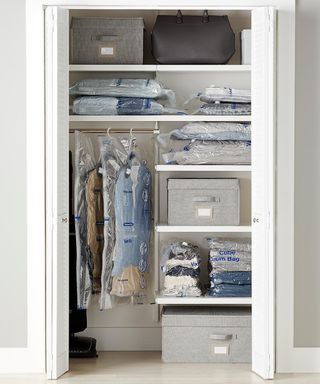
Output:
[{"xmin": 45, "ymin": 4, "xmax": 275, "ymax": 381}]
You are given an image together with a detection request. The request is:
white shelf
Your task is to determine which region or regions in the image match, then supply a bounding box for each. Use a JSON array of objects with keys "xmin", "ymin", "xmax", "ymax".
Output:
[
  {"xmin": 69, "ymin": 115, "xmax": 252, "ymax": 122},
  {"xmin": 155, "ymin": 295, "xmax": 252, "ymax": 306},
  {"xmin": 69, "ymin": 64, "xmax": 251, "ymax": 72},
  {"xmin": 155, "ymin": 164, "xmax": 251, "ymax": 172},
  {"xmin": 155, "ymin": 225, "xmax": 252, "ymax": 233},
  {"xmin": 158, "ymin": 65, "xmax": 251, "ymax": 72}
]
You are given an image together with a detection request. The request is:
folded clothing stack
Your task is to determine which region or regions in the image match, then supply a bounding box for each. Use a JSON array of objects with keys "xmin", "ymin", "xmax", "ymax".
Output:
[
  {"xmin": 158, "ymin": 122, "xmax": 251, "ymax": 165},
  {"xmin": 161, "ymin": 241, "xmax": 202, "ymax": 297},
  {"xmin": 71, "ymin": 78, "xmax": 176, "ymax": 115},
  {"xmin": 197, "ymin": 86, "xmax": 251, "ymax": 115},
  {"xmin": 207, "ymin": 238, "xmax": 251, "ymax": 297}
]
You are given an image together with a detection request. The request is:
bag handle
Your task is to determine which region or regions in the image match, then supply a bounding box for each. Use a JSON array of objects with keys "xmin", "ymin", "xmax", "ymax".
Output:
[{"xmin": 176, "ymin": 10, "xmax": 209, "ymax": 24}]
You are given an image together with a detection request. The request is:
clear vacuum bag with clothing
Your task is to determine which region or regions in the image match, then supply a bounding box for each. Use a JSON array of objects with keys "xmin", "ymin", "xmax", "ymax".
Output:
[
  {"xmin": 162, "ymin": 140, "xmax": 251, "ymax": 165},
  {"xmin": 86, "ymin": 168, "xmax": 104, "ymax": 294},
  {"xmin": 207, "ymin": 238, "xmax": 252, "ymax": 297},
  {"xmin": 70, "ymin": 78, "xmax": 176, "ymax": 104},
  {"xmin": 171, "ymin": 122, "xmax": 251, "ymax": 141},
  {"xmin": 98, "ymin": 135, "xmax": 127, "ymax": 309},
  {"xmin": 200, "ymin": 86, "xmax": 251, "ymax": 104},
  {"xmin": 198, "ymin": 102, "xmax": 251, "ymax": 115},
  {"xmin": 157, "ymin": 122, "xmax": 251, "ymax": 149},
  {"xmin": 72, "ymin": 96, "xmax": 178, "ymax": 115},
  {"xmin": 207, "ymin": 238, "xmax": 252, "ymax": 273},
  {"xmin": 160, "ymin": 241, "xmax": 202, "ymax": 297},
  {"xmin": 74, "ymin": 131, "xmax": 97, "ymax": 309},
  {"xmin": 111, "ymin": 150, "xmax": 152, "ymax": 299}
]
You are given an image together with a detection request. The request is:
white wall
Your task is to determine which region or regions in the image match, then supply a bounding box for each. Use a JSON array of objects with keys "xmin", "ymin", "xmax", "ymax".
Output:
[
  {"xmin": 0, "ymin": 0, "xmax": 27, "ymax": 348},
  {"xmin": 294, "ymin": 0, "xmax": 320, "ymax": 347}
]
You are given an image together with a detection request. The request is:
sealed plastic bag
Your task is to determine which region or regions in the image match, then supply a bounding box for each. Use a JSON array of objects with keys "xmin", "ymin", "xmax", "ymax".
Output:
[
  {"xmin": 207, "ymin": 238, "xmax": 251, "ymax": 297},
  {"xmin": 207, "ymin": 238, "xmax": 252, "ymax": 273},
  {"xmin": 74, "ymin": 131, "xmax": 97, "ymax": 309},
  {"xmin": 200, "ymin": 86, "xmax": 251, "ymax": 104},
  {"xmin": 160, "ymin": 241, "xmax": 202, "ymax": 297},
  {"xmin": 160, "ymin": 241, "xmax": 201, "ymax": 272},
  {"xmin": 86, "ymin": 169, "xmax": 104, "ymax": 293},
  {"xmin": 208, "ymin": 284, "xmax": 251, "ymax": 297},
  {"xmin": 162, "ymin": 140, "xmax": 251, "ymax": 165},
  {"xmin": 157, "ymin": 122, "xmax": 251, "ymax": 149},
  {"xmin": 98, "ymin": 135, "xmax": 127, "ymax": 309},
  {"xmin": 73, "ymin": 96, "xmax": 169, "ymax": 115},
  {"xmin": 209, "ymin": 271, "xmax": 251, "ymax": 286},
  {"xmin": 111, "ymin": 150, "xmax": 152, "ymax": 298},
  {"xmin": 70, "ymin": 78, "xmax": 176, "ymax": 104},
  {"xmin": 171, "ymin": 122, "xmax": 251, "ymax": 141},
  {"xmin": 198, "ymin": 102, "xmax": 251, "ymax": 115}
]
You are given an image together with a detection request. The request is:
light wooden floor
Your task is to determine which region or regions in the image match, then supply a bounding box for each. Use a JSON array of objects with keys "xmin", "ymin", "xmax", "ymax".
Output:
[{"xmin": 1, "ymin": 352, "xmax": 320, "ymax": 383}]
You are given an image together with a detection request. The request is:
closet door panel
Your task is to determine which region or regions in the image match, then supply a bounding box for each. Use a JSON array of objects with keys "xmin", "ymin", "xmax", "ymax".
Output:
[
  {"xmin": 45, "ymin": 6, "xmax": 69, "ymax": 380},
  {"xmin": 251, "ymin": 7, "xmax": 276, "ymax": 380}
]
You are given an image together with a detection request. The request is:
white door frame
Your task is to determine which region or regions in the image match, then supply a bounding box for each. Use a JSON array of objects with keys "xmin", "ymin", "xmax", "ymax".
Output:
[{"xmin": 22, "ymin": 0, "xmax": 297, "ymax": 376}]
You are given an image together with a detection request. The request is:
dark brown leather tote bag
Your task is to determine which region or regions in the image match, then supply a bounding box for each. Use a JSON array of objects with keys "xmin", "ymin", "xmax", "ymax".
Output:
[{"xmin": 151, "ymin": 11, "xmax": 235, "ymax": 64}]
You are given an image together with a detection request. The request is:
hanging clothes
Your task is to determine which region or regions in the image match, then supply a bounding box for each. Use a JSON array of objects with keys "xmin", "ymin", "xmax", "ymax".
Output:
[
  {"xmin": 74, "ymin": 131, "xmax": 97, "ymax": 309},
  {"xmin": 86, "ymin": 169, "xmax": 104, "ymax": 293},
  {"xmin": 111, "ymin": 152, "xmax": 152, "ymax": 298},
  {"xmin": 98, "ymin": 135, "xmax": 127, "ymax": 309}
]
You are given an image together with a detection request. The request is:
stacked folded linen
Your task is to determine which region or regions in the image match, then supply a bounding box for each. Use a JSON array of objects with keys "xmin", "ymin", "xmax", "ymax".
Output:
[
  {"xmin": 161, "ymin": 241, "xmax": 202, "ymax": 297},
  {"xmin": 207, "ymin": 238, "xmax": 251, "ymax": 297}
]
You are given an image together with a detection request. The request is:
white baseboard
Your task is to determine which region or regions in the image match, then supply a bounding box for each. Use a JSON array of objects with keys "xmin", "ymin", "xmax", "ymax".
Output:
[{"xmin": 80, "ymin": 327, "xmax": 162, "ymax": 351}]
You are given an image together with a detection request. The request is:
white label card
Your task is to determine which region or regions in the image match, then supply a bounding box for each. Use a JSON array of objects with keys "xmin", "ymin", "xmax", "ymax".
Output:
[
  {"xmin": 100, "ymin": 47, "xmax": 114, "ymax": 55},
  {"xmin": 197, "ymin": 207, "xmax": 212, "ymax": 217},
  {"xmin": 214, "ymin": 345, "xmax": 229, "ymax": 355}
]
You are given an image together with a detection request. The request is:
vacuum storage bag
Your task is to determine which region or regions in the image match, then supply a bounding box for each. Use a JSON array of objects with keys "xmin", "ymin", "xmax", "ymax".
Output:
[
  {"xmin": 111, "ymin": 152, "xmax": 152, "ymax": 299},
  {"xmin": 162, "ymin": 140, "xmax": 251, "ymax": 165},
  {"xmin": 98, "ymin": 135, "xmax": 127, "ymax": 310},
  {"xmin": 200, "ymin": 86, "xmax": 251, "ymax": 104},
  {"xmin": 74, "ymin": 131, "xmax": 97, "ymax": 309},
  {"xmin": 171, "ymin": 122, "xmax": 251, "ymax": 141},
  {"xmin": 157, "ymin": 122, "xmax": 251, "ymax": 148},
  {"xmin": 198, "ymin": 102, "xmax": 251, "ymax": 116},
  {"xmin": 70, "ymin": 78, "xmax": 176, "ymax": 104},
  {"xmin": 160, "ymin": 241, "xmax": 202, "ymax": 297},
  {"xmin": 73, "ymin": 96, "xmax": 166, "ymax": 115},
  {"xmin": 207, "ymin": 238, "xmax": 252, "ymax": 297}
]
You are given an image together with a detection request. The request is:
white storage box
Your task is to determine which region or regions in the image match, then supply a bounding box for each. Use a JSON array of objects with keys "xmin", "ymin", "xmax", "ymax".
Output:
[
  {"xmin": 240, "ymin": 29, "xmax": 251, "ymax": 65},
  {"xmin": 167, "ymin": 179, "xmax": 240, "ymax": 226},
  {"xmin": 162, "ymin": 307, "xmax": 252, "ymax": 363}
]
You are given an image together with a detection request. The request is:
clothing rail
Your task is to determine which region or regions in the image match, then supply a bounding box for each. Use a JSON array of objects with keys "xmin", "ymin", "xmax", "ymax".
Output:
[{"xmin": 69, "ymin": 128, "xmax": 158, "ymax": 134}]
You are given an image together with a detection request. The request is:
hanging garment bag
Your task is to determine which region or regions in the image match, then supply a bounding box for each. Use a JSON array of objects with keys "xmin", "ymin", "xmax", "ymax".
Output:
[{"xmin": 151, "ymin": 11, "xmax": 235, "ymax": 64}]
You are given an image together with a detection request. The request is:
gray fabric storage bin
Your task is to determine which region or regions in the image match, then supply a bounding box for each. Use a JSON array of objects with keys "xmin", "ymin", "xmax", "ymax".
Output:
[
  {"xmin": 70, "ymin": 17, "xmax": 145, "ymax": 64},
  {"xmin": 167, "ymin": 179, "xmax": 240, "ymax": 226},
  {"xmin": 162, "ymin": 307, "xmax": 251, "ymax": 363}
]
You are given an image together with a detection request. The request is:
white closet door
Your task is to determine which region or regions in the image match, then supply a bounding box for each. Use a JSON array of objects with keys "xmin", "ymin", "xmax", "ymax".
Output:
[
  {"xmin": 45, "ymin": 6, "xmax": 69, "ymax": 380},
  {"xmin": 251, "ymin": 7, "xmax": 276, "ymax": 380}
]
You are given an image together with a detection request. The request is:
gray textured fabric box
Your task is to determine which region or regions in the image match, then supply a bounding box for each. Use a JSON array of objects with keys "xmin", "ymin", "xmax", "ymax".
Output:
[
  {"xmin": 167, "ymin": 179, "xmax": 240, "ymax": 226},
  {"xmin": 162, "ymin": 307, "xmax": 251, "ymax": 363},
  {"xmin": 70, "ymin": 17, "xmax": 145, "ymax": 64}
]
